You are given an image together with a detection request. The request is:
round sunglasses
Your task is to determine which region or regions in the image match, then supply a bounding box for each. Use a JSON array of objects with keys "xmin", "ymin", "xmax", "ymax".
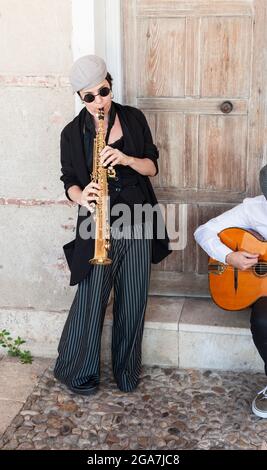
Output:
[{"xmin": 82, "ymin": 86, "xmax": 111, "ymax": 103}]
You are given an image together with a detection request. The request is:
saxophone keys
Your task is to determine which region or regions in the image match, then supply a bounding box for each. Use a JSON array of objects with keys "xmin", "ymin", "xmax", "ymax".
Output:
[
  {"xmin": 105, "ymin": 240, "xmax": 111, "ymax": 251},
  {"xmin": 107, "ymin": 166, "xmax": 116, "ymax": 178}
]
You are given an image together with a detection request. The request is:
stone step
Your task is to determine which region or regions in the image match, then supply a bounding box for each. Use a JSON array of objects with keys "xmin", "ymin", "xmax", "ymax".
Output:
[
  {"xmin": 0, "ymin": 296, "xmax": 263, "ymax": 373},
  {"xmin": 149, "ymin": 271, "xmax": 209, "ymax": 297},
  {"xmin": 102, "ymin": 296, "xmax": 264, "ymax": 372}
]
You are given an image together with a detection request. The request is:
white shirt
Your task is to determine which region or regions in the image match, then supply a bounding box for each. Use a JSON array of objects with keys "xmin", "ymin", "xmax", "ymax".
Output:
[{"xmin": 194, "ymin": 195, "xmax": 267, "ymax": 263}]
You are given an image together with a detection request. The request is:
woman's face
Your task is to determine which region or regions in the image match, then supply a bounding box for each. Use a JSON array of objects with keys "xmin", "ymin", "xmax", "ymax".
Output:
[{"xmin": 79, "ymin": 79, "xmax": 112, "ymax": 117}]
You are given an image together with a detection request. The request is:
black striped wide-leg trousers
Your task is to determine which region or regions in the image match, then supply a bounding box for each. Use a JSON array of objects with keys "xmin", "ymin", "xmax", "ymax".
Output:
[{"xmin": 54, "ymin": 222, "xmax": 152, "ymax": 394}]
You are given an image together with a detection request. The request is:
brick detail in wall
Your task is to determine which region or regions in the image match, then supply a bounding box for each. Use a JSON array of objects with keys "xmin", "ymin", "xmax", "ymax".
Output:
[
  {"xmin": 0, "ymin": 75, "xmax": 70, "ymax": 88},
  {"xmin": 0, "ymin": 198, "xmax": 74, "ymax": 207}
]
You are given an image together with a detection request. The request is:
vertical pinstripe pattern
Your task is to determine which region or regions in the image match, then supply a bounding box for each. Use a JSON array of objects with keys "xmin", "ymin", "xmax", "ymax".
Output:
[{"xmin": 54, "ymin": 222, "xmax": 152, "ymax": 394}]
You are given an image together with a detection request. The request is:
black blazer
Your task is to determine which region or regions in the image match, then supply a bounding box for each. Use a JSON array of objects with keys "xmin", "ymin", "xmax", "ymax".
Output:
[{"xmin": 60, "ymin": 102, "xmax": 172, "ymax": 285}]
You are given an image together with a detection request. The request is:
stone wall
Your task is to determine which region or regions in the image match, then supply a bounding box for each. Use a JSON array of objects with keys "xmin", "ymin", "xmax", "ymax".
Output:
[{"xmin": 0, "ymin": 0, "xmax": 77, "ymax": 321}]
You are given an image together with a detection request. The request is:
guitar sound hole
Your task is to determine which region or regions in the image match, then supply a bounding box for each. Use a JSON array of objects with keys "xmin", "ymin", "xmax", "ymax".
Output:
[{"xmin": 254, "ymin": 263, "xmax": 267, "ymax": 276}]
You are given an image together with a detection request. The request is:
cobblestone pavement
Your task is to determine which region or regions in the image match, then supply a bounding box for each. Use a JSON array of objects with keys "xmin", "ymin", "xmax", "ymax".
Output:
[{"xmin": 1, "ymin": 364, "xmax": 267, "ymax": 450}]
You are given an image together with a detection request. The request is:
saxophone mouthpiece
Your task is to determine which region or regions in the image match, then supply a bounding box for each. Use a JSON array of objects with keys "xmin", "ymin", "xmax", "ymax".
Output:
[{"xmin": 97, "ymin": 108, "xmax": 105, "ymax": 120}]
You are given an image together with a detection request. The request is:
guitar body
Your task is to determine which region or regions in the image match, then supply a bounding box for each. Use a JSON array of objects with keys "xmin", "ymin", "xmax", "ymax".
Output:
[{"xmin": 208, "ymin": 228, "xmax": 267, "ymax": 310}]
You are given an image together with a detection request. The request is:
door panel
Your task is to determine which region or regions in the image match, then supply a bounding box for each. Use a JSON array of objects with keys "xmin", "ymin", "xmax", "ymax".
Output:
[{"xmin": 122, "ymin": 0, "xmax": 267, "ymax": 295}]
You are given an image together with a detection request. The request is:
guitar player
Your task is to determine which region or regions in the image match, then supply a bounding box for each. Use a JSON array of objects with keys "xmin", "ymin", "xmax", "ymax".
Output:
[{"xmin": 194, "ymin": 165, "xmax": 267, "ymax": 419}]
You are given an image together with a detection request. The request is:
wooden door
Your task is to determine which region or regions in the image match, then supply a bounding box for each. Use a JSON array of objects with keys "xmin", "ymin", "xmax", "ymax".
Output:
[{"xmin": 122, "ymin": 0, "xmax": 267, "ymax": 296}]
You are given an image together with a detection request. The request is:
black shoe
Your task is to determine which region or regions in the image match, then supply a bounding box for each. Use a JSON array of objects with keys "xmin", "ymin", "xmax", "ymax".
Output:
[
  {"xmin": 54, "ymin": 372, "xmax": 99, "ymax": 396},
  {"xmin": 67, "ymin": 382, "xmax": 99, "ymax": 396}
]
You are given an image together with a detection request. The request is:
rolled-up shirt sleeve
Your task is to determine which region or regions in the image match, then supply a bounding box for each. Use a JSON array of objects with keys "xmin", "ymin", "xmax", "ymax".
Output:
[
  {"xmin": 60, "ymin": 129, "xmax": 81, "ymax": 201},
  {"xmin": 137, "ymin": 111, "xmax": 159, "ymax": 175},
  {"xmin": 143, "ymin": 140, "xmax": 159, "ymax": 176},
  {"xmin": 194, "ymin": 202, "xmax": 252, "ymax": 263}
]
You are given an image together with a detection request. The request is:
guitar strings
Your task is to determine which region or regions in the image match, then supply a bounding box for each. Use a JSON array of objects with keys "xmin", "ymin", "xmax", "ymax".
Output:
[{"xmin": 209, "ymin": 263, "xmax": 267, "ymax": 273}]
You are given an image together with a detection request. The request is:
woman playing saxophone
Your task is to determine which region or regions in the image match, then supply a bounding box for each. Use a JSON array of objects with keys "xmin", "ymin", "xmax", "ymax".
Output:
[{"xmin": 54, "ymin": 55, "xmax": 171, "ymax": 395}]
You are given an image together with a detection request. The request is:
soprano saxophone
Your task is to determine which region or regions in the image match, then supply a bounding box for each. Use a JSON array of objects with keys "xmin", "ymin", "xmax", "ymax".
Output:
[{"xmin": 89, "ymin": 108, "xmax": 116, "ymax": 265}]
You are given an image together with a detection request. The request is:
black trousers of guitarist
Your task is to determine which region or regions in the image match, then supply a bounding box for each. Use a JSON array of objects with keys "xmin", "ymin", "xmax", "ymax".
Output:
[{"xmin": 251, "ymin": 298, "xmax": 267, "ymax": 375}]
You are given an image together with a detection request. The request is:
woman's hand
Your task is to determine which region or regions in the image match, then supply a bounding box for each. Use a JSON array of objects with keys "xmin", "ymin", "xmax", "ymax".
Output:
[
  {"xmin": 100, "ymin": 146, "xmax": 130, "ymax": 168},
  {"xmin": 80, "ymin": 181, "xmax": 100, "ymax": 212},
  {"xmin": 100, "ymin": 145, "xmax": 157, "ymax": 177}
]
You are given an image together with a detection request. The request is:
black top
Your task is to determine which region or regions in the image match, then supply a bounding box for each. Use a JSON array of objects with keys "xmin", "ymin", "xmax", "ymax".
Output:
[
  {"xmin": 84, "ymin": 111, "xmax": 146, "ymax": 225},
  {"xmin": 82, "ymin": 105, "xmax": 148, "ymax": 225},
  {"xmin": 60, "ymin": 102, "xmax": 172, "ymax": 286},
  {"xmin": 108, "ymin": 136, "xmax": 148, "ymax": 226}
]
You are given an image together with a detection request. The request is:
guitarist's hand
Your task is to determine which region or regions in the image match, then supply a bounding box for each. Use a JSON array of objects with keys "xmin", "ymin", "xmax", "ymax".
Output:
[{"xmin": 225, "ymin": 251, "xmax": 259, "ymax": 271}]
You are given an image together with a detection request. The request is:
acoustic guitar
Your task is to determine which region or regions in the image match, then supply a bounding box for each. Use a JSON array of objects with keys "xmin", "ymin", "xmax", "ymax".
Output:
[{"xmin": 208, "ymin": 227, "xmax": 267, "ymax": 310}]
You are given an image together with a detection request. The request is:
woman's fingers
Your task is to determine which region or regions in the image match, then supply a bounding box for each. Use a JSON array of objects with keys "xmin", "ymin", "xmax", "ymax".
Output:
[
  {"xmin": 108, "ymin": 157, "xmax": 120, "ymax": 167},
  {"xmin": 82, "ymin": 200, "xmax": 96, "ymax": 213},
  {"xmin": 102, "ymin": 159, "xmax": 119, "ymax": 169},
  {"xmin": 100, "ymin": 149, "xmax": 118, "ymax": 165},
  {"xmin": 85, "ymin": 182, "xmax": 100, "ymax": 191},
  {"xmin": 87, "ymin": 195, "xmax": 99, "ymax": 202},
  {"xmin": 86, "ymin": 188, "xmax": 100, "ymax": 197},
  {"xmin": 83, "ymin": 184, "xmax": 100, "ymax": 197},
  {"xmin": 88, "ymin": 203, "xmax": 96, "ymax": 213},
  {"xmin": 100, "ymin": 145, "xmax": 112, "ymax": 156},
  {"xmin": 102, "ymin": 154, "xmax": 118, "ymax": 167}
]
